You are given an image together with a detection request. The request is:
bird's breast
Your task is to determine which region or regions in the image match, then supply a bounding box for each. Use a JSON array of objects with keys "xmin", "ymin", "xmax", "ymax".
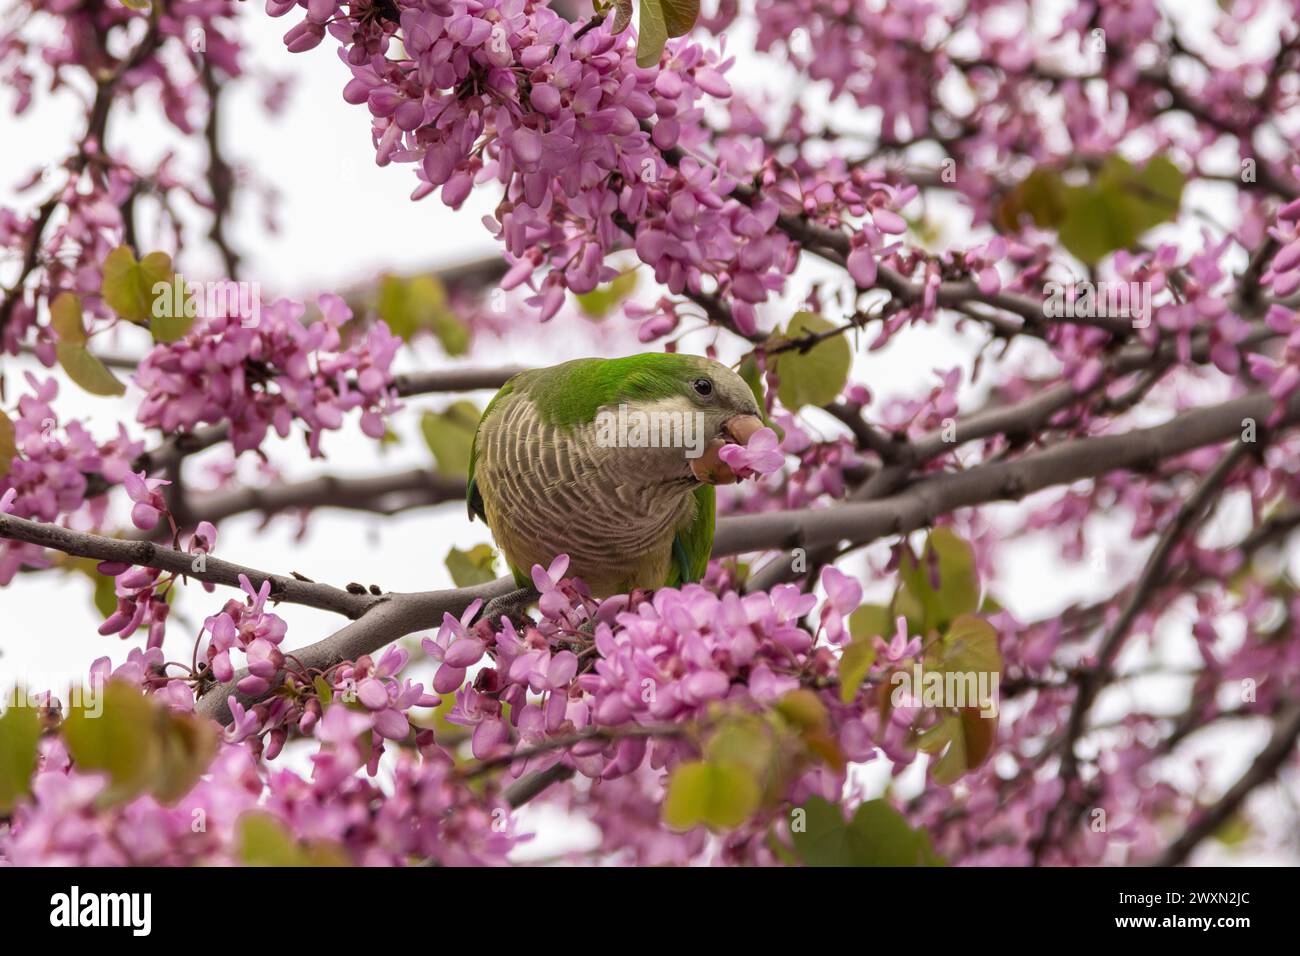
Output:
[{"xmin": 475, "ymin": 395, "xmax": 697, "ymax": 592}]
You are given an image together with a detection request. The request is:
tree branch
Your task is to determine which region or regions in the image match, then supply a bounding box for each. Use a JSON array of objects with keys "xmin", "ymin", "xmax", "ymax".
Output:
[
  {"xmin": 715, "ymin": 390, "xmax": 1294, "ymax": 557},
  {"xmin": 0, "ymin": 511, "xmax": 372, "ymax": 618},
  {"xmin": 1032, "ymin": 438, "xmax": 1255, "ymax": 861},
  {"xmin": 196, "ymin": 576, "xmax": 515, "ymax": 724},
  {"xmin": 1151, "ymin": 702, "xmax": 1300, "ymax": 866},
  {"xmin": 179, "ymin": 468, "xmax": 465, "ymax": 526},
  {"xmin": 81, "ymin": 365, "xmax": 520, "ymax": 502}
]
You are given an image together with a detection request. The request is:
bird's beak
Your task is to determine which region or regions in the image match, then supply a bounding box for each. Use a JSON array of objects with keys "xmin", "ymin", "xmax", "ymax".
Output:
[
  {"xmin": 723, "ymin": 414, "xmax": 764, "ymax": 445},
  {"xmin": 690, "ymin": 414, "xmax": 766, "ymax": 485}
]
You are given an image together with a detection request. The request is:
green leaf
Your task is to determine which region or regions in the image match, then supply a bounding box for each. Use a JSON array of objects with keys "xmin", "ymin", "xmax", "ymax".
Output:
[
  {"xmin": 995, "ymin": 166, "xmax": 1067, "ymax": 231},
  {"xmin": 61, "ymin": 680, "xmax": 217, "ymax": 805},
  {"xmin": 848, "ymin": 603, "xmax": 892, "ymax": 641},
  {"xmin": 1058, "ymin": 155, "xmax": 1185, "ymax": 264},
  {"xmin": 445, "ymin": 543, "xmax": 498, "ymax": 587},
  {"xmin": 148, "ymin": 276, "xmax": 195, "ymax": 344},
  {"xmin": 0, "ymin": 410, "xmax": 15, "ymax": 480},
  {"xmin": 50, "ymin": 291, "xmax": 85, "ymax": 343},
  {"xmin": 238, "ymin": 812, "xmax": 304, "ymax": 866},
  {"xmin": 791, "ymin": 796, "xmax": 945, "ymax": 866},
  {"xmin": 772, "ymin": 311, "xmax": 852, "ymax": 411},
  {"xmin": 916, "ymin": 702, "xmax": 998, "ymax": 785},
  {"xmin": 61, "ymin": 681, "xmax": 160, "ymax": 805},
  {"xmin": 92, "ymin": 572, "xmax": 118, "ymax": 619},
  {"xmin": 1057, "ymin": 183, "xmax": 1136, "ymax": 266},
  {"xmin": 1104, "ymin": 154, "xmax": 1184, "ymax": 232},
  {"xmin": 704, "ymin": 715, "xmax": 775, "ymax": 782},
  {"xmin": 50, "ymin": 292, "xmax": 128, "ymax": 396},
  {"xmin": 612, "ymin": 0, "xmax": 634, "ymax": 33},
  {"xmin": 933, "ymin": 613, "xmax": 1001, "ymax": 676},
  {"xmin": 893, "ymin": 528, "xmax": 980, "ymax": 635},
  {"xmin": 575, "ymin": 269, "xmax": 638, "ymax": 319},
  {"xmin": 0, "ymin": 699, "xmax": 41, "ymax": 813},
  {"xmin": 776, "ymin": 688, "xmax": 829, "ymax": 732},
  {"xmin": 663, "ymin": 760, "xmax": 761, "ymax": 831},
  {"xmin": 100, "ymin": 245, "xmax": 173, "ymax": 326},
  {"xmin": 376, "ymin": 274, "xmax": 468, "ymax": 353},
  {"xmin": 998, "ymin": 156, "xmax": 1184, "ymax": 264},
  {"xmin": 313, "ymin": 675, "xmax": 334, "ymax": 707},
  {"xmin": 636, "ymin": 0, "xmax": 670, "ymax": 68},
  {"xmin": 419, "ymin": 401, "xmax": 480, "ymax": 478},
  {"xmin": 778, "ymin": 691, "xmax": 845, "ymax": 771},
  {"xmin": 237, "ymin": 812, "xmax": 350, "ymax": 867},
  {"xmin": 838, "ymin": 636, "xmax": 877, "ymax": 704},
  {"xmin": 152, "ymin": 711, "xmax": 219, "ymax": 804},
  {"xmin": 56, "ymin": 342, "xmax": 127, "ymax": 397},
  {"xmin": 660, "ymin": 0, "xmax": 700, "ymax": 36},
  {"xmin": 1213, "ymin": 812, "xmax": 1251, "ymax": 847},
  {"xmin": 916, "ymin": 614, "xmax": 1002, "ymax": 783},
  {"xmin": 432, "ymin": 311, "xmax": 471, "ymax": 356}
]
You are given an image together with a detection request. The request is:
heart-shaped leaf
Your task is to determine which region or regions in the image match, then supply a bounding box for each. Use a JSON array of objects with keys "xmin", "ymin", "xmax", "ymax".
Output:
[
  {"xmin": 663, "ymin": 759, "xmax": 761, "ymax": 830},
  {"xmin": 772, "ymin": 311, "xmax": 852, "ymax": 411},
  {"xmin": 445, "ymin": 544, "xmax": 498, "ymax": 587},
  {"xmin": 101, "ymin": 245, "xmax": 174, "ymax": 325},
  {"xmin": 420, "ymin": 401, "xmax": 481, "ymax": 478},
  {"xmin": 56, "ymin": 342, "xmax": 127, "ymax": 397}
]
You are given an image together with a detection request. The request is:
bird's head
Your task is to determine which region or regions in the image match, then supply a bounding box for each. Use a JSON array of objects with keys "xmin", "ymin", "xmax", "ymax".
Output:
[
  {"xmin": 569, "ymin": 353, "xmax": 765, "ymax": 486},
  {"xmin": 674, "ymin": 358, "xmax": 766, "ymax": 486}
]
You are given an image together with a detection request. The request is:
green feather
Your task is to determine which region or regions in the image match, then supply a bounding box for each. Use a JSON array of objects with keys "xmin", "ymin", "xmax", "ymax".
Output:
[
  {"xmin": 516, "ymin": 354, "xmax": 715, "ymax": 427},
  {"xmin": 667, "ymin": 483, "xmax": 715, "ymax": 587}
]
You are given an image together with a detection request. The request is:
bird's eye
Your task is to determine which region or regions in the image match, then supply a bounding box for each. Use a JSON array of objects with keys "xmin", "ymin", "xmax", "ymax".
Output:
[{"xmin": 692, "ymin": 378, "xmax": 713, "ymax": 397}]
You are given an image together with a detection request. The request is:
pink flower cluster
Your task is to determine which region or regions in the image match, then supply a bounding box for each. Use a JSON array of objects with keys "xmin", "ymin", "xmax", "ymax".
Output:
[
  {"xmin": 1248, "ymin": 192, "xmax": 1300, "ymax": 419},
  {"xmin": 0, "ymin": 0, "xmax": 247, "ymax": 355},
  {"xmin": 134, "ymin": 295, "xmax": 401, "ymax": 456},
  {"xmin": 429, "ymin": 560, "xmax": 887, "ymax": 803},
  {"xmin": 3, "ymin": 735, "xmax": 518, "ymax": 866},
  {"xmin": 0, "ymin": 374, "xmax": 143, "ymax": 582},
  {"xmin": 201, "ymin": 574, "xmax": 289, "ymax": 701},
  {"xmin": 273, "ymin": 1, "xmax": 804, "ymax": 331}
]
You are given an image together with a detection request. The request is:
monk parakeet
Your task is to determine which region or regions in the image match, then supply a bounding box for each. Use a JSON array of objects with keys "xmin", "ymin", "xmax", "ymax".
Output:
[{"xmin": 467, "ymin": 353, "xmax": 764, "ymax": 598}]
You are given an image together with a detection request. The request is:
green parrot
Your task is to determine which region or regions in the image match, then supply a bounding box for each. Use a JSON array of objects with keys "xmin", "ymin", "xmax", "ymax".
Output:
[{"xmin": 466, "ymin": 353, "xmax": 765, "ymax": 598}]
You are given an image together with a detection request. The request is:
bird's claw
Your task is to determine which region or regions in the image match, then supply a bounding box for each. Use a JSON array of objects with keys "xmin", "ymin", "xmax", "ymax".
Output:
[{"xmin": 475, "ymin": 586, "xmax": 539, "ymax": 631}]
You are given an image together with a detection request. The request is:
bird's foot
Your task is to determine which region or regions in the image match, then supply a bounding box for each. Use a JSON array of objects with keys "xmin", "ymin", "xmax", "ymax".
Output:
[{"xmin": 476, "ymin": 586, "xmax": 539, "ymax": 632}]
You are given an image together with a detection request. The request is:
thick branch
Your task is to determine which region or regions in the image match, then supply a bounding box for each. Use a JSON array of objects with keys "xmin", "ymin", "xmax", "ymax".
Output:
[{"xmin": 715, "ymin": 390, "xmax": 1292, "ymax": 556}]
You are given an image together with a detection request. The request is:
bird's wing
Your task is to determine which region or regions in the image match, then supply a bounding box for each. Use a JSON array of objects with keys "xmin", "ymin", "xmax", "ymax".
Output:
[
  {"xmin": 466, "ymin": 379, "xmax": 516, "ymax": 524},
  {"xmin": 669, "ymin": 483, "xmax": 716, "ymax": 586}
]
